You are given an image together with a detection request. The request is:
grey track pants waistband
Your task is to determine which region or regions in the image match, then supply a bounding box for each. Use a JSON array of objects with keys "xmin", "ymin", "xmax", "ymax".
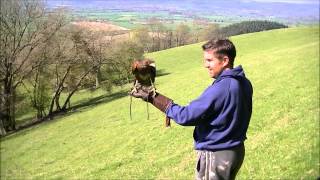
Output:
[{"xmin": 195, "ymin": 144, "xmax": 245, "ymax": 180}]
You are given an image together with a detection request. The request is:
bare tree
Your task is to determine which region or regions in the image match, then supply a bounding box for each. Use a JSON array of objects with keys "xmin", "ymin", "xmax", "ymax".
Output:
[
  {"xmin": 28, "ymin": 45, "xmax": 52, "ymax": 119},
  {"xmin": 200, "ymin": 23, "xmax": 220, "ymax": 41},
  {"xmin": 80, "ymin": 30, "xmax": 113, "ymax": 89},
  {"xmin": 46, "ymin": 28, "xmax": 83, "ymax": 115},
  {"xmin": 46, "ymin": 26, "xmax": 116, "ymax": 116},
  {"xmin": 174, "ymin": 23, "xmax": 191, "ymax": 46},
  {"xmin": 131, "ymin": 26, "xmax": 151, "ymax": 52},
  {"xmin": 162, "ymin": 29, "xmax": 174, "ymax": 49},
  {"xmin": 147, "ymin": 18, "xmax": 167, "ymax": 52},
  {"xmin": 0, "ymin": 0, "xmax": 65, "ymax": 132}
]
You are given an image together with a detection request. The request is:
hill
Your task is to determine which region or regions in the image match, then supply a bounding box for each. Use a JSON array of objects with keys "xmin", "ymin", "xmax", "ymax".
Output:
[{"xmin": 1, "ymin": 26, "xmax": 319, "ymax": 179}]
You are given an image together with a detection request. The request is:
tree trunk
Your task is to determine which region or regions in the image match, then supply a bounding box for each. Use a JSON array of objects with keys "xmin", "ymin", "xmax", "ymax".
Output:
[
  {"xmin": 10, "ymin": 89, "xmax": 16, "ymax": 130},
  {"xmin": 168, "ymin": 31, "xmax": 172, "ymax": 48},
  {"xmin": 95, "ymin": 67, "xmax": 101, "ymax": 89},
  {"xmin": 55, "ymin": 92, "xmax": 61, "ymax": 110},
  {"xmin": 0, "ymin": 118, "xmax": 7, "ymax": 136},
  {"xmin": 2, "ymin": 76, "xmax": 16, "ymax": 131},
  {"xmin": 49, "ymin": 66, "xmax": 71, "ymax": 116},
  {"xmin": 0, "ymin": 83, "xmax": 5, "ymax": 135},
  {"xmin": 61, "ymin": 69, "xmax": 93, "ymax": 110},
  {"xmin": 157, "ymin": 32, "xmax": 161, "ymax": 51},
  {"xmin": 0, "ymin": 85, "xmax": 7, "ymax": 135}
]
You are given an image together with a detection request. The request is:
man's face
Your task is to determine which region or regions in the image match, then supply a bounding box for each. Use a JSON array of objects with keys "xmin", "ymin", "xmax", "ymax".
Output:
[{"xmin": 203, "ymin": 50, "xmax": 228, "ymax": 78}]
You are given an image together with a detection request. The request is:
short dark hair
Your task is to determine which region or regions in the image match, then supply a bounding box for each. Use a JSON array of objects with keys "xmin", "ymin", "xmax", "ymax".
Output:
[{"xmin": 202, "ymin": 39, "xmax": 236, "ymax": 66}]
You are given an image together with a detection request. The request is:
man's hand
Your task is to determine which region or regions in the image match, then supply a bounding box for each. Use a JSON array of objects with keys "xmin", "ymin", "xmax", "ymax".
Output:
[
  {"xmin": 129, "ymin": 83, "xmax": 155, "ymax": 102},
  {"xmin": 129, "ymin": 87, "xmax": 173, "ymax": 127}
]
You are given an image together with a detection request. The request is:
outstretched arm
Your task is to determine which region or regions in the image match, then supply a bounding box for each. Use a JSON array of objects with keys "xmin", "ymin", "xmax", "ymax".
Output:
[{"xmin": 130, "ymin": 80, "xmax": 228, "ymax": 126}]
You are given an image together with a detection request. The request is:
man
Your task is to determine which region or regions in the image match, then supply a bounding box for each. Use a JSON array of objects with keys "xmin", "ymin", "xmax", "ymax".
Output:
[{"xmin": 131, "ymin": 39, "xmax": 253, "ymax": 180}]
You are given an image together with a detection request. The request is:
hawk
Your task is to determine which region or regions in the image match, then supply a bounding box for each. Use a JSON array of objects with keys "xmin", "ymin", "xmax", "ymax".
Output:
[
  {"xmin": 129, "ymin": 58, "xmax": 171, "ymax": 127},
  {"xmin": 131, "ymin": 59, "xmax": 156, "ymax": 86}
]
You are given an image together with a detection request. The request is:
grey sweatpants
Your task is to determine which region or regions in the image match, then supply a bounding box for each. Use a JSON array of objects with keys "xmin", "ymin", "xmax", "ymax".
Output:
[{"xmin": 195, "ymin": 143, "xmax": 245, "ymax": 180}]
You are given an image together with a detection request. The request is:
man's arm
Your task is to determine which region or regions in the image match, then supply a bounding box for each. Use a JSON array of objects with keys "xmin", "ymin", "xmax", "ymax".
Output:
[
  {"xmin": 165, "ymin": 83, "xmax": 227, "ymax": 126},
  {"xmin": 130, "ymin": 79, "xmax": 229, "ymax": 126}
]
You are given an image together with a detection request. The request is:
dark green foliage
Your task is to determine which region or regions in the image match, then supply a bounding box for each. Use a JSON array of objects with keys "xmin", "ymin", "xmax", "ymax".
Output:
[
  {"xmin": 218, "ymin": 20, "xmax": 288, "ymax": 38},
  {"xmin": 30, "ymin": 67, "xmax": 51, "ymax": 119}
]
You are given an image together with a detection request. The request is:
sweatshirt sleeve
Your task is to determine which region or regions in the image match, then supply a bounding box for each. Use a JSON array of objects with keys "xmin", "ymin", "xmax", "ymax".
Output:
[{"xmin": 165, "ymin": 80, "xmax": 229, "ymax": 126}]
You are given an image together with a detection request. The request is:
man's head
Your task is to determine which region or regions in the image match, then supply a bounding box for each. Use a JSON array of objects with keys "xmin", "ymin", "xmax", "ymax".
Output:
[{"xmin": 202, "ymin": 39, "xmax": 236, "ymax": 78}]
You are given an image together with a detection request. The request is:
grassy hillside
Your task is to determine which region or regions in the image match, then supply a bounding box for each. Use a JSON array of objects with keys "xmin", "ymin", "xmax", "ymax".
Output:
[{"xmin": 1, "ymin": 26, "xmax": 319, "ymax": 179}]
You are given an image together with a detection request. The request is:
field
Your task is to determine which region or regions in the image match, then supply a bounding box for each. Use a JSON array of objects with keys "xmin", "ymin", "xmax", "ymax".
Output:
[
  {"xmin": 73, "ymin": 10, "xmax": 206, "ymax": 30},
  {"xmin": 72, "ymin": 10, "xmax": 279, "ymax": 30},
  {"xmin": 71, "ymin": 21, "xmax": 129, "ymax": 32},
  {"xmin": 1, "ymin": 26, "xmax": 319, "ymax": 179}
]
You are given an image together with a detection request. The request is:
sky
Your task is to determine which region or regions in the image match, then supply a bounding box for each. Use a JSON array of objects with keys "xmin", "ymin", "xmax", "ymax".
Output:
[{"xmin": 244, "ymin": 0, "xmax": 319, "ymax": 4}]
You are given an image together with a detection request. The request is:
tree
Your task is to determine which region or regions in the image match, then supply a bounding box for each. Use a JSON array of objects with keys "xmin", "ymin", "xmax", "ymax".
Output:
[
  {"xmin": 163, "ymin": 29, "xmax": 174, "ymax": 49},
  {"xmin": 200, "ymin": 23, "xmax": 220, "ymax": 41},
  {"xmin": 218, "ymin": 20, "xmax": 288, "ymax": 37},
  {"xmin": 28, "ymin": 45, "xmax": 52, "ymax": 119},
  {"xmin": 46, "ymin": 26, "xmax": 117, "ymax": 116},
  {"xmin": 174, "ymin": 23, "xmax": 191, "ymax": 46},
  {"xmin": 77, "ymin": 30, "xmax": 113, "ymax": 89},
  {"xmin": 147, "ymin": 18, "xmax": 166, "ymax": 52},
  {"xmin": 189, "ymin": 20, "xmax": 203, "ymax": 44},
  {"xmin": 111, "ymin": 40, "xmax": 144, "ymax": 84},
  {"xmin": 131, "ymin": 26, "xmax": 151, "ymax": 52},
  {"xmin": 0, "ymin": 0, "xmax": 65, "ymax": 132},
  {"xmin": 46, "ymin": 28, "xmax": 92, "ymax": 115}
]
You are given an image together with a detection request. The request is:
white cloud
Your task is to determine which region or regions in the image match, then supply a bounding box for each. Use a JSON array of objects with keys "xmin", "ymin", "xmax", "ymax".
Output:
[{"xmin": 243, "ymin": 0, "xmax": 319, "ymax": 4}]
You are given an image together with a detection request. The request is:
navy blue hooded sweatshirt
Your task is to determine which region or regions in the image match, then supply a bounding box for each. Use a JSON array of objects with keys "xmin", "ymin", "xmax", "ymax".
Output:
[{"xmin": 165, "ymin": 65, "xmax": 253, "ymax": 151}]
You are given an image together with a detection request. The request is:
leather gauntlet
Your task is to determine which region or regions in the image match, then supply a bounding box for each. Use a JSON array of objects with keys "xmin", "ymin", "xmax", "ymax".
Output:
[
  {"xmin": 149, "ymin": 93, "xmax": 172, "ymax": 112},
  {"xmin": 149, "ymin": 93, "xmax": 173, "ymax": 127}
]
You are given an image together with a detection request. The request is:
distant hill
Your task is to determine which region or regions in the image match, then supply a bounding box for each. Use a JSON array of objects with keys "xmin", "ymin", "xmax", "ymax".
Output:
[
  {"xmin": 46, "ymin": 0, "xmax": 319, "ymax": 26},
  {"xmin": 1, "ymin": 26, "xmax": 319, "ymax": 179}
]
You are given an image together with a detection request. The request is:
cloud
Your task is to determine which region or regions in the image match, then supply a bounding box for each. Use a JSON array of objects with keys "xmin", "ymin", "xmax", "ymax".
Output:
[{"xmin": 242, "ymin": 0, "xmax": 319, "ymax": 4}]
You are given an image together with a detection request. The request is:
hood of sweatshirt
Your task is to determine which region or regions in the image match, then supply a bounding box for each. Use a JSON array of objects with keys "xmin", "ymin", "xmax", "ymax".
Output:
[{"xmin": 215, "ymin": 65, "xmax": 246, "ymax": 83}]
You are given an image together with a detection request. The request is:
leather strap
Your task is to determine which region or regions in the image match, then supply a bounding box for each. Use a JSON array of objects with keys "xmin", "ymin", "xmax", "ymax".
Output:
[{"xmin": 165, "ymin": 116, "xmax": 171, "ymax": 127}]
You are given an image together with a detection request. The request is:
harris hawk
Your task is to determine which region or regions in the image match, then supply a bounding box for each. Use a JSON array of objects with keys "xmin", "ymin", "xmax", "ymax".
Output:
[
  {"xmin": 131, "ymin": 59, "xmax": 156, "ymax": 86},
  {"xmin": 129, "ymin": 59, "xmax": 171, "ymax": 127}
]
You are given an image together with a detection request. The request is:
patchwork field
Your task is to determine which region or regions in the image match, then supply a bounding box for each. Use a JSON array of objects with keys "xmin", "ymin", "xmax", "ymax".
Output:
[{"xmin": 0, "ymin": 26, "xmax": 319, "ymax": 179}]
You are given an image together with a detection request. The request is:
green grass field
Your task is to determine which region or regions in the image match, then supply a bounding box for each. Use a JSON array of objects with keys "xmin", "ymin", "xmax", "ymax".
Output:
[{"xmin": 1, "ymin": 26, "xmax": 319, "ymax": 179}]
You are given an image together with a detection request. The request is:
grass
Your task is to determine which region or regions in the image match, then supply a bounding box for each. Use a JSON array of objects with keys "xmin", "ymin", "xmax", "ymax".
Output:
[{"xmin": 1, "ymin": 26, "xmax": 319, "ymax": 179}]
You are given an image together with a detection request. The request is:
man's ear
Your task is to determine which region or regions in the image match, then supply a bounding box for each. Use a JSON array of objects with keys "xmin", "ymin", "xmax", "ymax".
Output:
[{"xmin": 222, "ymin": 56, "xmax": 230, "ymax": 67}]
